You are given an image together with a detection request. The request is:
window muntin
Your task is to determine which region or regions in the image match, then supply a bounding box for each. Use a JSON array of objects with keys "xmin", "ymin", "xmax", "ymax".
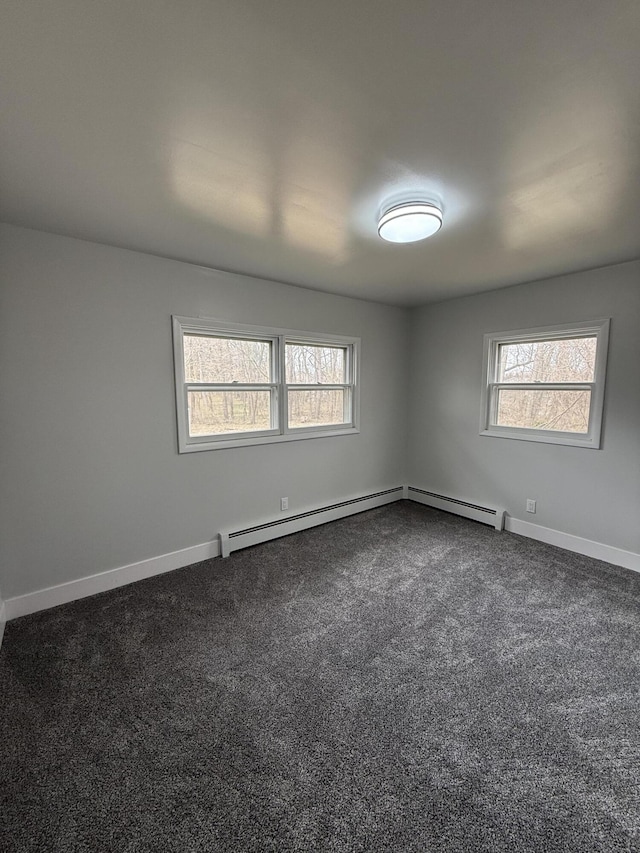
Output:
[
  {"xmin": 480, "ymin": 320, "xmax": 609, "ymax": 448},
  {"xmin": 173, "ymin": 318, "xmax": 359, "ymax": 452}
]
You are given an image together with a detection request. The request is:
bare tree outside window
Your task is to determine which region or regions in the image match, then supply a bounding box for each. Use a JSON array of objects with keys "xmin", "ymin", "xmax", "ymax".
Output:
[
  {"xmin": 481, "ymin": 321, "xmax": 609, "ymax": 449},
  {"xmin": 174, "ymin": 318, "xmax": 360, "ymax": 452},
  {"xmin": 495, "ymin": 337, "xmax": 596, "ymax": 432},
  {"xmin": 286, "ymin": 344, "xmax": 348, "ymax": 428},
  {"xmin": 184, "ymin": 335, "xmax": 272, "ymax": 436},
  {"xmin": 184, "ymin": 335, "xmax": 271, "ymax": 383}
]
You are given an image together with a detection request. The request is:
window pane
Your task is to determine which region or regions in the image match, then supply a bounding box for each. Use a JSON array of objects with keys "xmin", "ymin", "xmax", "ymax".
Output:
[
  {"xmin": 495, "ymin": 389, "xmax": 591, "ymax": 433},
  {"xmin": 188, "ymin": 390, "xmax": 272, "ymax": 436},
  {"xmin": 288, "ymin": 389, "xmax": 346, "ymax": 428},
  {"xmin": 184, "ymin": 335, "xmax": 271, "ymax": 383},
  {"xmin": 285, "ymin": 343, "xmax": 346, "ymax": 384},
  {"xmin": 498, "ymin": 337, "xmax": 597, "ymax": 383}
]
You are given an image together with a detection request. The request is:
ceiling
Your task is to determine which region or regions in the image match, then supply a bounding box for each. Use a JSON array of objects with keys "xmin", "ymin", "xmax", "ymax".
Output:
[{"xmin": 1, "ymin": 0, "xmax": 639, "ymax": 306}]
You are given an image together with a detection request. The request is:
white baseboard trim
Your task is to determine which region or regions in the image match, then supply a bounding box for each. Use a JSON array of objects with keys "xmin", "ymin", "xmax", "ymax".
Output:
[
  {"xmin": 0, "ymin": 599, "xmax": 6, "ymax": 653},
  {"xmin": 6, "ymin": 493, "xmax": 638, "ymax": 623},
  {"xmin": 505, "ymin": 517, "xmax": 640, "ymax": 574},
  {"xmin": 5, "ymin": 539, "xmax": 221, "ymax": 621},
  {"xmin": 5, "ymin": 486, "xmax": 404, "ymax": 620}
]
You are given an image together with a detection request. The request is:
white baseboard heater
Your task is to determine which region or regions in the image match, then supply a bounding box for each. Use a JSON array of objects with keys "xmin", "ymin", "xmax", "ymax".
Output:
[
  {"xmin": 219, "ymin": 487, "xmax": 404, "ymax": 557},
  {"xmin": 408, "ymin": 487, "xmax": 505, "ymax": 530}
]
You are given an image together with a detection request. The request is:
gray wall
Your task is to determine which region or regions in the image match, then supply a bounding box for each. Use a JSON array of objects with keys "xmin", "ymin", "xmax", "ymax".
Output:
[
  {"xmin": 0, "ymin": 225, "xmax": 409, "ymax": 599},
  {"xmin": 407, "ymin": 260, "xmax": 640, "ymax": 554},
  {"xmin": 2, "ymin": 224, "xmax": 638, "ymax": 603}
]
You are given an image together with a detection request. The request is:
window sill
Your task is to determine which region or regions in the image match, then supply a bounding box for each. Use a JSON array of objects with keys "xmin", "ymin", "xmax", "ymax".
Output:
[
  {"xmin": 179, "ymin": 426, "xmax": 360, "ymax": 453},
  {"xmin": 480, "ymin": 426, "xmax": 601, "ymax": 449}
]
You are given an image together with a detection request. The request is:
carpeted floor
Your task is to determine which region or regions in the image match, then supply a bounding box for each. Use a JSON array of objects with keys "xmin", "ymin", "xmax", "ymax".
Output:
[{"xmin": 1, "ymin": 501, "xmax": 639, "ymax": 852}]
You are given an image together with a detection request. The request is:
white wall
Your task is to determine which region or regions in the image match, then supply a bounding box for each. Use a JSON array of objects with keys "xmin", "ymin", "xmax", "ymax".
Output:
[
  {"xmin": 0, "ymin": 225, "xmax": 409, "ymax": 600},
  {"xmin": 407, "ymin": 260, "xmax": 640, "ymax": 554}
]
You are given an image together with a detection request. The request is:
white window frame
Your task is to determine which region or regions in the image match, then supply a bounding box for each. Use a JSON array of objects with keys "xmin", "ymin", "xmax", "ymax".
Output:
[
  {"xmin": 173, "ymin": 316, "xmax": 360, "ymax": 452},
  {"xmin": 480, "ymin": 319, "xmax": 610, "ymax": 449}
]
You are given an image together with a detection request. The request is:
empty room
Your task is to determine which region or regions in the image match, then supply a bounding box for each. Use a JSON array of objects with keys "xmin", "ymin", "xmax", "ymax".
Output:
[{"xmin": 1, "ymin": 1, "xmax": 639, "ymax": 851}]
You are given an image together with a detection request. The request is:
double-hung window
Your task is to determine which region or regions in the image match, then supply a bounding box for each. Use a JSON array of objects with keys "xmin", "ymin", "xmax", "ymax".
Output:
[
  {"xmin": 480, "ymin": 319, "xmax": 610, "ymax": 448},
  {"xmin": 285, "ymin": 340, "xmax": 352, "ymax": 431},
  {"xmin": 173, "ymin": 317, "xmax": 359, "ymax": 452}
]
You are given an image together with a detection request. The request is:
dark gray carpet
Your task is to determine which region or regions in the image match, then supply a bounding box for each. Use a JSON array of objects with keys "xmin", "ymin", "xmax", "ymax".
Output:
[{"xmin": 2, "ymin": 502, "xmax": 640, "ymax": 852}]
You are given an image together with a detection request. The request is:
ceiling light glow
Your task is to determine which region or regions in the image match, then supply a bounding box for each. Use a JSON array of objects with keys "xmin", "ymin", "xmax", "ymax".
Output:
[{"xmin": 378, "ymin": 202, "xmax": 443, "ymax": 243}]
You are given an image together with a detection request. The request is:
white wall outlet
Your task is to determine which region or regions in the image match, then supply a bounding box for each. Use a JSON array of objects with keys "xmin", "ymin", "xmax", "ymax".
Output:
[
  {"xmin": 280, "ymin": 497, "xmax": 289, "ymax": 511},
  {"xmin": 526, "ymin": 499, "xmax": 536, "ymax": 513}
]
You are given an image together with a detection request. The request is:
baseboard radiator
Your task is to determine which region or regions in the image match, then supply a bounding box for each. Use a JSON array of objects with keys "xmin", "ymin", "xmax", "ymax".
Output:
[
  {"xmin": 408, "ymin": 487, "xmax": 505, "ymax": 531},
  {"xmin": 219, "ymin": 487, "xmax": 404, "ymax": 558}
]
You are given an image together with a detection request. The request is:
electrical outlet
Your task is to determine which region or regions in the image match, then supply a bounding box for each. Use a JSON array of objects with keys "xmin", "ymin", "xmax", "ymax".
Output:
[
  {"xmin": 280, "ymin": 497, "xmax": 289, "ymax": 511},
  {"xmin": 526, "ymin": 499, "xmax": 536, "ymax": 514}
]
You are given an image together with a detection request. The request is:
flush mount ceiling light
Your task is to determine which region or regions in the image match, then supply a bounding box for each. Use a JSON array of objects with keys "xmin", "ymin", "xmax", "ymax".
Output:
[{"xmin": 377, "ymin": 201, "xmax": 443, "ymax": 243}]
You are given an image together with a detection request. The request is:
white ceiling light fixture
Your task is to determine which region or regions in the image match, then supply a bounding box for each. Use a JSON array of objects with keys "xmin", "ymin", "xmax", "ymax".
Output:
[{"xmin": 377, "ymin": 201, "xmax": 443, "ymax": 243}]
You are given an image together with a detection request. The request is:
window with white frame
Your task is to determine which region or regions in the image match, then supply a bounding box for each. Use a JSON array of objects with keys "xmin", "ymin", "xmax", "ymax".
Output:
[
  {"xmin": 480, "ymin": 319, "xmax": 610, "ymax": 448},
  {"xmin": 173, "ymin": 317, "xmax": 359, "ymax": 452}
]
